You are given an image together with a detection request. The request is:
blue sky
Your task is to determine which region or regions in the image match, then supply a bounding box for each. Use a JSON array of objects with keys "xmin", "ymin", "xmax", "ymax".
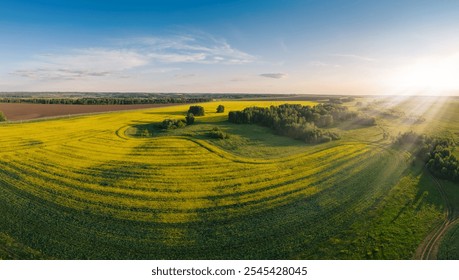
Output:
[{"xmin": 1, "ymin": 0, "xmax": 459, "ymax": 94}]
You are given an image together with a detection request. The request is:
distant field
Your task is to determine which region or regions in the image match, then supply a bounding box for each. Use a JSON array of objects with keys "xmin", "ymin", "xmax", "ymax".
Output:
[
  {"xmin": 0, "ymin": 98, "xmax": 457, "ymax": 259},
  {"xmin": 0, "ymin": 103, "xmax": 176, "ymax": 121}
]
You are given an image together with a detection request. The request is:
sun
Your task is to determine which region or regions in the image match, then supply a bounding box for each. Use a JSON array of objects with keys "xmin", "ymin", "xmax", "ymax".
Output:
[{"xmin": 386, "ymin": 53, "xmax": 459, "ymax": 95}]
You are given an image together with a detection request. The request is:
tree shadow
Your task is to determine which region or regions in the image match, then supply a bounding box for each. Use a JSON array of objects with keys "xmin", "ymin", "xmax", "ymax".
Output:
[{"xmin": 413, "ymin": 169, "xmax": 445, "ymax": 210}]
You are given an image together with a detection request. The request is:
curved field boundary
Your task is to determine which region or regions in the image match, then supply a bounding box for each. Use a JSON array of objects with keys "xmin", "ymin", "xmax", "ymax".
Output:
[{"xmin": 124, "ymin": 132, "xmax": 374, "ymax": 166}]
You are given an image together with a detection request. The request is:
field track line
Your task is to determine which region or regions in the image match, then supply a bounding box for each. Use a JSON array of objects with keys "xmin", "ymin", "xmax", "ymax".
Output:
[{"xmin": 415, "ymin": 169, "xmax": 458, "ymax": 260}]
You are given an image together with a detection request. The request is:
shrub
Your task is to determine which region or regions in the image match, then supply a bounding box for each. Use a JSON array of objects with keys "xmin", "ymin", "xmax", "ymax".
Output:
[
  {"xmin": 216, "ymin": 105, "xmax": 225, "ymax": 113},
  {"xmin": 185, "ymin": 113, "xmax": 195, "ymax": 125},
  {"xmin": 160, "ymin": 119, "xmax": 186, "ymax": 130},
  {"xmin": 176, "ymin": 120, "xmax": 186, "ymax": 128},
  {"xmin": 208, "ymin": 127, "xmax": 230, "ymax": 139},
  {"xmin": 188, "ymin": 106, "xmax": 205, "ymax": 116}
]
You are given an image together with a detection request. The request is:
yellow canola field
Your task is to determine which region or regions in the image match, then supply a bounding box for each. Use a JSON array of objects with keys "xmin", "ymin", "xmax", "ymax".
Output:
[{"xmin": 0, "ymin": 101, "xmax": 375, "ymax": 223}]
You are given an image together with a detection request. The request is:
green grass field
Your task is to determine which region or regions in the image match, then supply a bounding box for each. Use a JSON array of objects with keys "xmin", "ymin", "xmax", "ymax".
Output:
[
  {"xmin": 439, "ymin": 221, "xmax": 459, "ymax": 259},
  {"xmin": 0, "ymin": 99, "xmax": 457, "ymax": 259}
]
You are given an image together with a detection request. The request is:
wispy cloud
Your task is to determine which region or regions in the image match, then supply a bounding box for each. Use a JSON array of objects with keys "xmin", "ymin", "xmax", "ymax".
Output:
[
  {"xmin": 260, "ymin": 73, "xmax": 287, "ymax": 79},
  {"xmin": 11, "ymin": 48, "xmax": 148, "ymax": 80},
  {"xmin": 174, "ymin": 73, "xmax": 197, "ymax": 79},
  {"xmin": 10, "ymin": 32, "xmax": 255, "ymax": 81},
  {"xmin": 330, "ymin": 53, "xmax": 376, "ymax": 62},
  {"xmin": 310, "ymin": 61, "xmax": 341, "ymax": 67},
  {"xmin": 12, "ymin": 68, "xmax": 112, "ymax": 80},
  {"xmin": 127, "ymin": 33, "xmax": 255, "ymax": 64}
]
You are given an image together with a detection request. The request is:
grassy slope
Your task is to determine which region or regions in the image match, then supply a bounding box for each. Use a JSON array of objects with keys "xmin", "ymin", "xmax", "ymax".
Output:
[
  {"xmin": 0, "ymin": 233, "xmax": 46, "ymax": 260},
  {"xmin": 336, "ymin": 163, "xmax": 444, "ymax": 259},
  {"xmin": 437, "ymin": 178, "xmax": 459, "ymax": 259},
  {"xmin": 439, "ymin": 222, "xmax": 459, "ymax": 259},
  {"xmin": 0, "ymin": 99, "xmax": 455, "ymax": 259}
]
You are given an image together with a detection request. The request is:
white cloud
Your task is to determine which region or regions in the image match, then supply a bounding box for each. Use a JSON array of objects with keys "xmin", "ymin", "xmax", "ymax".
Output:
[
  {"xmin": 260, "ymin": 73, "xmax": 287, "ymax": 79},
  {"xmin": 128, "ymin": 33, "xmax": 255, "ymax": 64},
  {"xmin": 310, "ymin": 61, "xmax": 341, "ymax": 68},
  {"xmin": 11, "ymin": 48, "xmax": 150, "ymax": 80},
  {"xmin": 174, "ymin": 73, "xmax": 197, "ymax": 79},
  {"xmin": 330, "ymin": 53, "xmax": 376, "ymax": 62},
  {"xmin": 52, "ymin": 48, "xmax": 148, "ymax": 70},
  {"xmin": 9, "ymin": 32, "xmax": 255, "ymax": 82},
  {"xmin": 12, "ymin": 68, "xmax": 112, "ymax": 80}
]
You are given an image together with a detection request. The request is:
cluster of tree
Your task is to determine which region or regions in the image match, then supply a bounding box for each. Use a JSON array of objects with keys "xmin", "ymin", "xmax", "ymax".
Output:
[
  {"xmin": 208, "ymin": 127, "xmax": 230, "ymax": 139},
  {"xmin": 0, "ymin": 97, "xmax": 211, "ymax": 105},
  {"xmin": 188, "ymin": 106, "xmax": 205, "ymax": 116},
  {"xmin": 216, "ymin": 105, "xmax": 225, "ymax": 113},
  {"xmin": 328, "ymin": 97, "xmax": 355, "ymax": 104},
  {"xmin": 160, "ymin": 119, "xmax": 187, "ymax": 130},
  {"xmin": 359, "ymin": 104, "xmax": 425, "ymax": 124},
  {"xmin": 394, "ymin": 131, "xmax": 459, "ymax": 182},
  {"xmin": 159, "ymin": 112, "xmax": 196, "ymax": 131},
  {"xmin": 228, "ymin": 103, "xmax": 374, "ymax": 143},
  {"xmin": 340, "ymin": 96, "xmax": 355, "ymax": 103},
  {"xmin": 0, "ymin": 111, "xmax": 6, "ymax": 122}
]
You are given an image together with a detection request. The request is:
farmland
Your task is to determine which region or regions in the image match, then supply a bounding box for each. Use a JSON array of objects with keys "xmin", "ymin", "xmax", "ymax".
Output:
[
  {"xmin": 0, "ymin": 98, "xmax": 458, "ymax": 259},
  {"xmin": 0, "ymin": 103, "xmax": 177, "ymax": 121}
]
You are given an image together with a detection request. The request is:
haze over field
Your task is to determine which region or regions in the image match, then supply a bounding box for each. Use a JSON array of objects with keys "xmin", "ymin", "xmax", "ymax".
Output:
[{"xmin": 1, "ymin": 0, "xmax": 459, "ymax": 95}]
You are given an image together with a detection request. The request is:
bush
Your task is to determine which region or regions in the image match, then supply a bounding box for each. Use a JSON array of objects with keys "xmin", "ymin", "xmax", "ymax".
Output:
[
  {"xmin": 208, "ymin": 127, "xmax": 230, "ymax": 139},
  {"xmin": 188, "ymin": 106, "xmax": 205, "ymax": 116},
  {"xmin": 176, "ymin": 120, "xmax": 186, "ymax": 128},
  {"xmin": 160, "ymin": 119, "xmax": 186, "ymax": 130},
  {"xmin": 185, "ymin": 113, "xmax": 195, "ymax": 125},
  {"xmin": 216, "ymin": 105, "xmax": 225, "ymax": 113}
]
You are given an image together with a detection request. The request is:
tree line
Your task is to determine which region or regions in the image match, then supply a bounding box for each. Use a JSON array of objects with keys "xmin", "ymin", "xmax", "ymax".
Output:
[
  {"xmin": 0, "ymin": 97, "xmax": 211, "ymax": 105},
  {"xmin": 394, "ymin": 131, "xmax": 459, "ymax": 182},
  {"xmin": 228, "ymin": 103, "xmax": 375, "ymax": 143}
]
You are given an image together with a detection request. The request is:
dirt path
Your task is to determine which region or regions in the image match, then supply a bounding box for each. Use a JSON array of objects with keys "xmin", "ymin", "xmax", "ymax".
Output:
[{"xmin": 415, "ymin": 170, "xmax": 459, "ymax": 259}]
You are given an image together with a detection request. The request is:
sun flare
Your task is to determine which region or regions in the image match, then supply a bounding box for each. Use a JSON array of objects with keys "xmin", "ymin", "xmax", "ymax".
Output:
[{"xmin": 387, "ymin": 53, "xmax": 459, "ymax": 95}]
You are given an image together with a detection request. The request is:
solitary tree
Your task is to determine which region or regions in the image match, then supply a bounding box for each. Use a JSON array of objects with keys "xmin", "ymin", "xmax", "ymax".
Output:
[{"xmin": 216, "ymin": 105, "xmax": 225, "ymax": 113}]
